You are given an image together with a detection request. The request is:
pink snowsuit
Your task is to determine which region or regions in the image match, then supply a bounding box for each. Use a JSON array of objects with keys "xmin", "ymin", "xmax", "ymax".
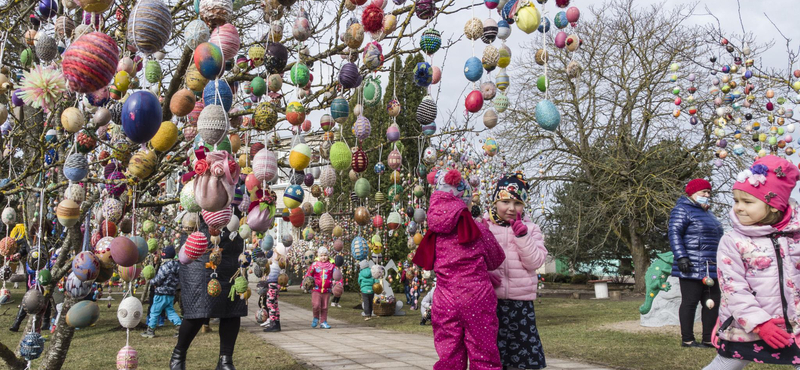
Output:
[{"xmin": 420, "ymin": 191, "xmax": 506, "ymax": 370}]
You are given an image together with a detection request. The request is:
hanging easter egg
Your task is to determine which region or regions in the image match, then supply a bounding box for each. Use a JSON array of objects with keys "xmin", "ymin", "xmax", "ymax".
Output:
[
  {"xmin": 330, "ymin": 142, "xmax": 352, "ymax": 171},
  {"xmin": 193, "ymin": 42, "xmax": 224, "ymax": 79},
  {"xmin": 199, "ymin": 0, "xmax": 232, "ymax": 28},
  {"xmin": 264, "ymin": 42, "xmax": 288, "ymax": 73},
  {"xmin": 117, "ymin": 296, "xmax": 143, "ymax": 329},
  {"xmin": 352, "ymin": 148, "xmax": 369, "ymax": 173},
  {"xmin": 34, "ymin": 33, "xmax": 57, "ymax": 62},
  {"xmin": 535, "ymin": 99, "xmax": 560, "ymax": 131},
  {"xmin": 319, "ymin": 165, "xmax": 337, "ymax": 187},
  {"xmin": 483, "ymin": 109, "xmax": 499, "ymax": 129},
  {"xmin": 354, "ymin": 116, "xmax": 372, "ymax": 140},
  {"xmin": 210, "ymin": 23, "xmax": 239, "ymax": 60},
  {"xmin": 170, "ymin": 89, "xmax": 196, "ymax": 117},
  {"xmin": 181, "ymin": 180, "xmax": 201, "ymax": 212},
  {"xmin": 496, "ymin": 69, "xmax": 510, "ymax": 92},
  {"xmin": 72, "ymin": 251, "xmax": 100, "ymax": 281},
  {"xmin": 416, "ymin": 95, "xmax": 438, "ymax": 124},
  {"xmin": 183, "ymin": 231, "xmax": 208, "ymax": 260},
  {"xmin": 494, "ymin": 93, "xmax": 509, "ymax": 112},
  {"xmin": 331, "ymin": 97, "xmax": 350, "ymax": 123},
  {"xmin": 66, "ymin": 300, "xmax": 100, "ymax": 328},
  {"xmin": 285, "ymin": 101, "xmax": 306, "ymax": 127},
  {"xmin": 345, "ymin": 23, "xmax": 365, "ymax": 49},
  {"xmin": 116, "ymin": 345, "xmax": 138, "ymax": 369},
  {"xmin": 386, "ymin": 123, "xmax": 401, "ymax": 142},
  {"xmin": 60, "ymin": 107, "xmax": 85, "ymax": 133},
  {"xmin": 22, "ymin": 289, "xmax": 46, "ymax": 315},
  {"xmin": 431, "ymin": 66, "xmax": 442, "ymax": 84},
  {"xmin": 290, "ymin": 63, "xmax": 310, "ymax": 87},
  {"xmin": 289, "ymin": 143, "xmax": 312, "ymax": 171},
  {"xmin": 516, "ymin": 3, "xmax": 541, "ymax": 34},
  {"xmin": 293, "ymin": 16, "xmax": 311, "ymax": 41},
  {"xmin": 482, "ymin": 45, "xmax": 499, "ymax": 72},
  {"xmin": 554, "ymin": 11, "xmax": 568, "ymax": 29},
  {"xmin": 185, "ymin": 19, "xmax": 210, "ymax": 50},
  {"xmin": 363, "ymin": 77, "xmax": 382, "ymax": 107},
  {"xmin": 64, "ymin": 153, "xmax": 89, "ymax": 181},
  {"xmin": 566, "ymin": 6, "xmax": 580, "ymax": 24},
  {"xmin": 497, "ymin": 19, "xmax": 511, "ymax": 39},
  {"xmin": 126, "ymin": 0, "xmax": 172, "ymax": 54},
  {"xmin": 466, "ymin": 90, "xmax": 484, "ymax": 113},
  {"xmin": 203, "ymin": 79, "xmax": 233, "ymax": 112},
  {"xmin": 56, "ymin": 199, "xmax": 80, "ymax": 227},
  {"xmin": 554, "ymin": 31, "xmax": 567, "ymax": 49},
  {"xmin": 538, "ymin": 16, "xmax": 550, "ymax": 33},
  {"xmin": 420, "ymin": 28, "xmax": 441, "ymax": 55},
  {"xmin": 150, "ymin": 121, "xmax": 178, "ymax": 151},
  {"xmin": 565, "ymin": 34, "xmax": 580, "ymax": 52},
  {"xmin": 62, "ymin": 32, "xmax": 119, "ymax": 93},
  {"xmin": 122, "ymin": 91, "xmax": 162, "ymax": 144},
  {"xmin": 197, "ymin": 104, "xmax": 228, "ymax": 145},
  {"xmin": 118, "ymin": 263, "xmax": 142, "ymax": 282},
  {"xmin": 464, "ymin": 57, "xmax": 483, "ymax": 82},
  {"xmin": 110, "ymin": 236, "xmax": 138, "ymax": 267},
  {"xmin": 464, "ymin": 18, "xmax": 483, "ymax": 40},
  {"xmin": 1, "ymin": 207, "xmax": 15, "ymax": 226},
  {"xmin": 283, "ymin": 184, "xmax": 304, "ymax": 210},
  {"xmin": 483, "ymin": 138, "xmax": 499, "ymax": 156},
  {"xmin": 415, "ymin": 0, "xmax": 435, "ymax": 19},
  {"xmin": 339, "ymin": 62, "xmax": 362, "ymax": 89},
  {"xmin": 253, "ymin": 102, "xmax": 278, "ymax": 131},
  {"xmin": 20, "ymin": 332, "xmax": 44, "ymax": 361},
  {"xmin": 413, "ymin": 61, "xmax": 433, "ymax": 88},
  {"xmin": 127, "ymin": 149, "xmax": 157, "ymax": 179}
]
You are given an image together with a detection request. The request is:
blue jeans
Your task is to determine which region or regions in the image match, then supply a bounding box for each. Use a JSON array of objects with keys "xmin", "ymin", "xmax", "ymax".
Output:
[
  {"xmin": 147, "ymin": 294, "xmax": 182, "ymax": 328},
  {"xmin": 404, "ymin": 285, "xmax": 411, "ymax": 304}
]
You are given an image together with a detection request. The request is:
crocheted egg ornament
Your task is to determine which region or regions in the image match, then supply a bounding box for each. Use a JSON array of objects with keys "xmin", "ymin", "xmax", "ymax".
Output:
[
  {"xmin": 464, "ymin": 57, "xmax": 483, "ymax": 82},
  {"xmin": 1, "ymin": 207, "xmax": 15, "ymax": 226},
  {"xmin": 20, "ymin": 333, "xmax": 44, "ymax": 361},
  {"xmin": 185, "ymin": 19, "xmax": 210, "ymax": 50},
  {"xmin": 351, "ymin": 236, "xmax": 369, "ymax": 260},
  {"xmin": 264, "ymin": 42, "xmax": 288, "ymax": 74},
  {"xmin": 290, "ymin": 63, "xmax": 310, "ymax": 86},
  {"xmin": 416, "ymin": 95, "xmax": 437, "ymax": 125},
  {"xmin": 34, "ymin": 33, "xmax": 57, "ymax": 61},
  {"xmin": 0, "ymin": 237, "xmax": 16, "ymax": 257},
  {"xmin": 494, "ymin": 92, "xmax": 509, "ymax": 113},
  {"xmin": 151, "ymin": 121, "xmax": 178, "ymax": 151},
  {"xmin": 194, "ymin": 42, "xmax": 224, "ymax": 80},
  {"xmin": 464, "ymin": 18, "xmax": 483, "ymax": 40},
  {"xmin": 210, "ymin": 23, "xmax": 239, "ymax": 60},
  {"xmin": 283, "ymin": 184, "xmax": 304, "ymax": 209},
  {"xmin": 330, "ymin": 142, "xmax": 352, "ymax": 171},
  {"xmin": 122, "ymin": 91, "xmax": 162, "ymax": 144},
  {"xmin": 116, "ymin": 345, "xmax": 138, "ymax": 370},
  {"xmin": 413, "ymin": 62, "xmax": 432, "ymax": 87},
  {"xmin": 117, "ymin": 296, "xmax": 143, "ymax": 329},
  {"xmin": 197, "ymin": 104, "xmax": 228, "ymax": 145},
  {"xmin": 199, "ymin": 0, "xmax": 232, "ymax": 28},
  {"xmin": 64, "ymin": 153, "xmax": 89, "ymax": 181},
  {"xmin": 415, "ymin": 0, "xmax": 435, "ymax": 19},
  {"xmin": 72, "ymin": 251, "xmax": 100, "ymax": 281},
  {"xmin": 110, "ymin": 236, "xmax": 138, "ymax": 267},
  {"xmin": 420, "ymin": 29, "xmax": 441, "ymax": 55},
  {"xmin": 482, "ymin": 18, "xmax": 498, "ymax": 43},
  {"xmin": 289, "ymin": 143, "xmax": 311, "ymax": 170},
  {"xmin": 253, "ymin": 149, "xmax": 278, "ymax": 182},
  {"xmin": 203, "ymin": 79, "xmax": 233, "ymax": 112},
  {"xmin": 66, "ymin": 300, "xmax": 99, "ymax": 328},
  {"xmin": 56, "ymin": 199, "xmax": 80, "ymax": 227},
  {"xmin": 516, "ymin": 3, "xmax": 541, "ymax": 34},
  {"xmin": 331, "ymin": 97, "xmax": 349, "ymax": 123},
  {"xmin": 126, "ymin": 0, "xmax": 171, "ymax": 54},
  {"xmin": 319, "ymin": 165, "xmax": 337, "ymax": 187},
  {"xmin": 183, "ymin": 231, "xmax": 208, "ymax": 260},
  {"xmin": 351, "ymin": 148, "xmax": 368, "ymax": 173},
  {"xmin": 354, "ymin": 115, "xmax": 372, "ymax": 140},
  {"xmin": 482, "ymin": 45, "xmax": 499, "ymax": 72},
  {"xmin": 62, "ymin": 32, "xmax": 118, "ymax": 93},
  {"xmin": 339, "ymin": 62, "xmax": 362, "ymax": 89},
  {"xmin": 286, "ymin": 101, "xmax": 306, "ymax": 126},
  {"xmin": 535, "ymin": 99, "xmax": 560, "ymax": 131},
  {"xmin": 202, "ymin": 207, "xmax": 232, "ymax": 231}
]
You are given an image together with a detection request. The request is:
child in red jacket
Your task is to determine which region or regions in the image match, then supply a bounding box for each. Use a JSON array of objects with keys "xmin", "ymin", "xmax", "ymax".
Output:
[{"xmin": 304, "ymin": 247, "xmax": 336, "ymax": 329}]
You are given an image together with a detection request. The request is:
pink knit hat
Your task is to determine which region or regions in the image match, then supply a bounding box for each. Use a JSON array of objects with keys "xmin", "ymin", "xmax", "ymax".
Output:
[{"xmin": 733, "ymin": 155, "xmax": 800, "ymax": 212}]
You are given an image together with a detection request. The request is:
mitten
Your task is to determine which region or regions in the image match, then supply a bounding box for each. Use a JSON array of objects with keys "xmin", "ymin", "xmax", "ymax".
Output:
[
  {"xmin": 510, "ymin": 213, "xmax": 527, "ymax": 237},
  {"xmin": 677, "ymin": 257, "xmax": 692, "ymax": 274},
  {"xmin": 755, "ymin": 318, "xmax": 792, "ymax": 349}
]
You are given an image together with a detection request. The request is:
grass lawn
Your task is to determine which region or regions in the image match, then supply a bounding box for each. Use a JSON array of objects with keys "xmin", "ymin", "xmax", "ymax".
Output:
[
  {"xmin": 0, "ymin": 287, "xmax": 303, "ymax": 370},
  {"xmin": 280, "ymin": 289, "xmax": 783, "ymax": 370}
]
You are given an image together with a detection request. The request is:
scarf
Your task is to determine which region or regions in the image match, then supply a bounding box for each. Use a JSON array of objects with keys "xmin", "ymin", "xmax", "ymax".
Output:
[{"xmin": 412, "ymin": 209, "xmax": 480, "ymax": 270}]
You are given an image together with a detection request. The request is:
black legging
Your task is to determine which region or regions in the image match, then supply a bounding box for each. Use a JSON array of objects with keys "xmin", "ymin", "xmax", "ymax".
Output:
[
  {"xmin": 176, "ymin": 317, "xmax": 240, "ymax": 356},
  {"xmin": 679, "ymin": 278, "xmax": 721, "ymax": 343}
]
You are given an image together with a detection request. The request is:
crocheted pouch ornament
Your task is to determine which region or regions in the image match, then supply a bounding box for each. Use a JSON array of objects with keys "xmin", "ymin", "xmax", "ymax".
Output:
[{"xmin": 191, "ymin": 149, "xmax": 241, "ymax": 212}]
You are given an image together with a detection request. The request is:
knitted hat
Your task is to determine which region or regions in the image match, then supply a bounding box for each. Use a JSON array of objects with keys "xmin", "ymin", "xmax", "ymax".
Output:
[
  {"xmin": 161, "ymin": 245, "xmax": 175, "ymax": 259},
  {"xmin": 685, "ymin": 178, "xmax": 712, "ymax": 196},
  {"xmin": 434, "ymin": 169, "xmax": 472, "ymax": 205},
  {"xmin": 492, "ymin": 172, "xmax": 529, "ymax": 206},
  {"xmin": 733, "ymin": 155, "xmax": 800, "ymax": 212},
  {"xmin": 358, "ymin": 259, "xmax": 369, "ymax": 270},
  {"xmin": 317, "ymin": 246, "xmax": 328, "ymax": 256}
]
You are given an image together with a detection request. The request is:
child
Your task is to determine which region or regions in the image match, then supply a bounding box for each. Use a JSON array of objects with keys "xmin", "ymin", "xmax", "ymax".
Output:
[
  {"xmin": 142, "ymin": 246, "xmax": 182, "ymax": 338},
  {"xmin": 401, "ymin": 262, "xmax": 412, "ymax": 305},
  {"xmin": 420, "ymin": 279, "xmax": 436, "ymax": 326},
  {"xmin": 358, "ymin": 260, "xmax": 376, "ymax": 320},
  {"xmin": 305, "ymin": 247, "xmax": 336, "ymax": 329},
  {"xmin": 704, "ymin": 156, "xmax": 800, "ymax": 370},
  {"xmin": 262, "ymin": 252, "xmax": 282, "ymax": 332},
  {"xmin": 331, "ymin": 267, "xmax": 343, "ymax": 308},
  {"xmin": 413, "ymin": 169, "xmax": 506, "ymax": 370},
  {"xmin": 485, "ymin": 172, "xmax": 549, "ymax": 369}
]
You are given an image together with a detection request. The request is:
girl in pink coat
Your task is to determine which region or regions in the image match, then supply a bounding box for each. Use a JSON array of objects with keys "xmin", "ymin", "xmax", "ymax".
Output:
[
  {"xmin": 705, "ymin": 156, "xmax": 800, "ymax": 370},
  {"xmin": 304, "ymin": 247, "xmax": 336, "ymax": 329},
  {"xmin": 485, "ymin": 172, "xmax": 548, "ymax": 369},
  {"xmin": 413, "ymin": 169, "xmax": 506, "ymax": 370}
]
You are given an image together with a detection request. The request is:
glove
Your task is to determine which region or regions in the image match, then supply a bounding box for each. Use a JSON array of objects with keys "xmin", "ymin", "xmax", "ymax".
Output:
[
  {"xmin": 510, "ymin": 213, "xmax": 528, "ymax": 237},
  {"xmin": 677, "ymin": 258, "xmax": 692, "ymax": 274},
  {"xmin": 755, "ymin": 319, "xmax": 792, "ymax": 349}
]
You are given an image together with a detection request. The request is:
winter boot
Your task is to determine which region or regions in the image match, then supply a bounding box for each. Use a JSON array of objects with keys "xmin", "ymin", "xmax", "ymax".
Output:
[
  {"xmin": 201, "ymin": 324, "xmax": 213, "ymax": 333},
  {"xmin": 263, "ymin": 321, "xmax": 281, "ymax": 332},
  {"xmin": 169, "ymin": 348, "xmax": 186, "ymax": 370},
  {"xmin": 215, "ymin": 355, "xmax": 235, "ymax": 370},
  {"xmin": 311, "ymin": 318, "xmax": 318, "ymax": 328},
  {"xmin": 141, "ymin": 327, "xmax": 155, "ymax": 338},
  {"xmin": 9, "ymin": 306, "xmax": 26, "ymax": 332}
]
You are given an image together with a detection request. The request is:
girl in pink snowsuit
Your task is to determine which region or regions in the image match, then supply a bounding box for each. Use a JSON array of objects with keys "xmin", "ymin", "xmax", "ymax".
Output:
[{"xmin": 414, "ymin": 169, "xmax": 506, "ymax": 370}]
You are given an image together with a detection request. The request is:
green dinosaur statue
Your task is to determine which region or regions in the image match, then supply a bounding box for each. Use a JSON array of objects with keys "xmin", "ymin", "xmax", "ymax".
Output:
[{"xmin": 639, "ymin": 251, "xmax": 674, "ymax": 315}]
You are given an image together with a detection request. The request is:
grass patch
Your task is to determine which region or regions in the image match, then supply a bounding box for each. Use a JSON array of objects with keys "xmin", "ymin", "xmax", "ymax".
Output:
[
  {"xmin": 282, "ymin": 290, "xmax": 784, "ymax": 370},
  {"xmin": 0, "ymin": 287, "xmax": 302, "ymax": 370}
]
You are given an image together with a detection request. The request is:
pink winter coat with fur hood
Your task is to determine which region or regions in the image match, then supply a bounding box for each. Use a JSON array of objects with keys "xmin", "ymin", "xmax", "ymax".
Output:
[
  {"xmin": 716, "ymin": 207, "xmax": 800, "ymax": 343},
  {"xmin": 484, "ymin": 213, "xmax": 549, "ymax": 301}
]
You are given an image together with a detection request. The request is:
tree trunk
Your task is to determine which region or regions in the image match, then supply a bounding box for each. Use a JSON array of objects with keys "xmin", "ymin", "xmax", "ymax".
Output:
[
  {"xmin": 628, "ymin": 219, "xmax": 649, "ymax": 293},
  {"xmin": 38, "ymin": 296, "xmax": 75, "ymax": 370}
]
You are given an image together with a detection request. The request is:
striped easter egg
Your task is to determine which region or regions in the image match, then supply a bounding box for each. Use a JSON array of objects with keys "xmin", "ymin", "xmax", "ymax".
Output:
[
  {"xmin": 201, "ymin": 207, "xmax": 232, "ymax": 230},
  {"xmin": 62, "ymin": 32, "xmax": 119, "ymax": 93},
  {"xmin": 126, "ymin": 0, "xmax": 172, "ymax": 54},
  {"xmin": 210, "ymin": 23, "xmax": 239, "ymax": 60},
  {"xmin": 253, "ymin": 149, "xmax": 278, "ymax": 182},
  {"xmin": 183, "ymin": 231, "xmax": 208, "ymax": 260}
]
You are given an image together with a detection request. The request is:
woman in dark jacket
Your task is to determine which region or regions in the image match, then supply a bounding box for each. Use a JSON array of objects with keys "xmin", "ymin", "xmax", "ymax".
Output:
[
  {"xmin": 668, "ymin": 178, "xmax": 724, "ymax": 348},
  {"xmin": 170, "ymin": 209, "xmax": 247, "ymax": 370}
]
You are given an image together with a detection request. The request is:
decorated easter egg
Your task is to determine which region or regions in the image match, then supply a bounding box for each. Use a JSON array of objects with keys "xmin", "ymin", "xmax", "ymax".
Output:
[
  {"xmin": 209, "ymin": 23, "xmax": 240, "ymax": 60},
  {"xmin": 56, "ymin": 199, "xmax": 80, "ymax": 227},
  {"xmin": 110, "ymin": 237, "xmax": 139, "ymax": 267},
  {"xmin": 535, "ymin": 99, "xmax": 560, "ymax": 131},
  {"xmin": 193, "ymin": 42, "xmax": 224, "ymax": 79},
  {"xmin": 330, "ymin": 142, "xmax": 352, "ymax": 171},
  {"xmin": 62, "ymin": 32, "xmax": 119, "ymax": 93},
  {"xmin": 117, "ymin": 297, "xmax": 143, "ymax": 329},
  {"xmin": 116, "ymin": 345, "xmax": 139, "ymax": 369},
  {"xmin": 66, "ymin": 300, "xmax": 100, "ymax": 328},
  {"xmin": 126, "ymin": 0, "xmax": 172, "ymax": 54},
  {"xmin": 122, "ymin": 91, "xmax": 162, "ymax": 143}
]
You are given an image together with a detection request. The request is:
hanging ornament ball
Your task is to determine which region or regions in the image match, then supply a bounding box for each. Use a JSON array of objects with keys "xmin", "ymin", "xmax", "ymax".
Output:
[
  {"xmin": 56, "ymin": 199, "xmax": 81, "ymax": 227},
  {"xmin": 126, "ymin": 0, "xmax": 172, "ymax": 54},
  {"xmin": 66, "ymin": 300, "xmax": 100, "ymax": 328},
  {"xmin": 62, "ymin": 32, "xmax": 119, "ymax": 93},
  {"xmin": 210, "ymin": 23, "xmax": 240, "ymax": 60},
  {"xmin": 289, "ymin": 143, "xmax": 312, "ymax": 171},
  {"xmin": 193, "ymin": 42, "xmax": 224, "ymax": 80},
  {"xmin": 464, "ymin": 57, "xmax": 483, "ymax": 82}
]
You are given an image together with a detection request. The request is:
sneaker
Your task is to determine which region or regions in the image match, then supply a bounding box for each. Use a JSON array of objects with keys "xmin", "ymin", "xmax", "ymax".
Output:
[
  {"xmin": 260, "ymin": 319, "xmax": 271, "ymax": 328},
  {"xmin": 681, "ymin": 341, "xmax": 705, "ymax": 348},
  {"xmin": 364, "ymin": 317, "xmax": 371, "ymax": 321},
  {"xmin": 320, "ymin": 322, "xmax": 331, "ymax": 329},
  {"xmin": 141, "ymin": 327, "xmax": 155, "ymax": 338},
  {"xmin": 311, "ymin": 318, "xmax": 319, "ymax": 328},
  {"xmin": 361, "ymin": 312, "xmax": 366, "ymax": 317}
]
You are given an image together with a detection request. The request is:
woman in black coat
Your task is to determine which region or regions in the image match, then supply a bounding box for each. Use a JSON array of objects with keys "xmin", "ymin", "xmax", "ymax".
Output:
[{"xmin": 170, "ymin": 209, "xmax": 247, "ymax": 370}]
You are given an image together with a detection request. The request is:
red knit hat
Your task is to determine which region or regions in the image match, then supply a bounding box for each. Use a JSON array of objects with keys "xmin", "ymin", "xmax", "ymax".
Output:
[
  {"xmin": 685, "ymin": 178, "xmax": 712, "ymax": 196},
  {"xmin": 733, "ymin": 155, "xmax": 800, "ymax": 212}
]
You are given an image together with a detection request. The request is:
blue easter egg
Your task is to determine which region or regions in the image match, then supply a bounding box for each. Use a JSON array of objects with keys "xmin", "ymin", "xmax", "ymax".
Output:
[
  {"xmin": 261, "ymin": 234, "xmax": 274, "ymax": 251},
  {"xmin": 422, "ymin": 122, "xmax": 437, "ymax": 136},
  {"xmin": 538, "ymin": 17, "xmax": 550, "ymax": 33},
  {"xmin": 464, "ymin": 57, "xmax": 483, "ymax": 82},
  {"xmin": 535, "ymin": 99, "xmax": 561, "ymax": 131},
  {"xmin": 554, "ymin": 11, "xmax": 569, "ymax": 29},
  {"xmin": 500, "ymin": 0, "xmax": 518, "ymax": 24},
  {"xmin": 203, "ymin": 79, "xmax": 233, "ymax": 112},
  {"xmin": 121, "ymin": 91, "xmax": 162, "ymax": 144},
  {"xmin": 351, "ymin": 236, "xmax": 369, "ymax": 260}
]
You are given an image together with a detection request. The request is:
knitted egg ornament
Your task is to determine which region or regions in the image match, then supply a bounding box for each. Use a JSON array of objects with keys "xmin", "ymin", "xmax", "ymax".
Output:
[
  {"xmin": 264, "ymin": 42, "xmax": 289, "ymax": 74},
  {"xmin": 126, "ymin": 0, "xmax": 172, "ymax": 54},
  {"xmin": 420, "ymin": 29, "xmax": 441, "ymax": 55},
  {"xmin": 535, "ymin": 99, "xmax": 560, "ymax": 131},
  {"xmin": 185, "ymin": 19, "xmax": 210, "ymax": 50},
  {"xmin": 122, "ymin": 91, "xmax": 163, "ymax": 143},
  {"xmin": 193, "ymin": 42, "xmax": 224, "ymax": 80},
  {"xmin": 116, "ymin": 345, "xmax": 138, "ymax": 370},
  {"xmin": 253, "ymin": 149, "xmax": 278, "ymax": 181},
  {"xmin": 57, "ymin": 200, "xmax": 80, "ymax": 227},
  {"xmin": 1, "ymin": 207, "xmax": 15, "ymax": 226},
  {"xmin": 361, "ymin": 4, "xmax": 384, "ymax": 33},
  {"xmin": 385, "ymin": 123, "xmax": 401, "ymax": 142},
  {"xmin": 290, "ymin": 63, "xmax": 310, "ymax": 87},
  {"xmin": 482, "ymin": 45, "xmax": 499, "ymax": 72},
  {"xmin": 110, "ymin": 236, "xmax": 138, "ymax": 267},
  {"xmin": 416, "ymin": 96, "xmax": 438, "ymax": 125},
  {"xmin": 201, "ymin": 207, "xmax": 232, "ymax": 230},
  {"xmin": 331, "ymin": 97, "xmax": 350, "ymax": 123},
  {"xmin": 413, "ymin": 62, "xmax": 433, "ymax": 87},
  {"xmin": 64, "ymin": 153, "xmax": 89, "ymax": 181},
  {"xmin": 415, "ymin": 0, "xmax": 435, "ymax": 19},
  {"xmin": 55, "ymin": 16, "xmax": 75, "ymax": 39},
  {"xmin": 34, "ymin": 33, "xmax": 57, "ymax": 61},
  {"xmin": 253, "ymin": 102, "xmax": 277, "ymax": 131},
  {"xmin": 354, "ymin": 116, "xmax": 372, "ymax": 140},
  {"xmin": 286, "ymin": 101, "xmax": 306, "ymax": 126},
  {"xmin": 62, "ymin": 32, "xmax": 119, "ymax": 93},
  {"xmin": 355, "ymin": 178, "xmax": 371, "ymax": 198},
  {"xmin": 352, "ymin": 148, "xmax": 368, "ymax": 172},
  {"xmin": 330, "ymin": 142, "xmax": 352, "ymax": 171},
  {"xmin": 183, "ymin": 231, "xmax": 208, "ymax": 260},
  {"xmin": 209, "ymin": 23, "xmax": 239, "ymax": 61},
  {"xmin": 199, "ymin": 0, "xmax": 232, "ymax": 28},
  {"xmin": 363, "ymin": 42, "xmax": 384, "ymax": 71},
  {"xmin": 203, "ymin": 79, "xmax": 233, "ymax": 112},
  {"xmin": 117, "ymin": 297, "xmax": 143, "ymax": 329},
  {"xmin": 351, "ymin": 236, "xmax": 369, "ymax": 260},
  {"xmin": 283, "ymin": 184, "xmax": 304, "ymax": 209},
  {"xmin": 320, "ymin": 165, "xmax": 337, "ymax": 187},
  {"xmin": 497, "ymin": 19, "xmax": 511, "ymax": 40},
  {"xmin": 339, "ymin": 62, "xmax": 362, "ymax": 89},
  {"xmin": 289, "ymin": 143, "xmax": 312, "ymax": 170},
  {"xmin": 197, "ymin": 105, "xmax": 228, "ymax": 145},
  {"xmin": 464, "ymin": 57, "xmax": 483, "ymax": 82},
  {"xmin": 20, "ymin": 333, "xmax": 44, "ymax": 361},
  {"xmin": 464, "ymin": 18, "xmax": 483, "ymax": 40},
  {"xmin": 482, "ymin": 18, "xmax": 498, "ymax": 43}
]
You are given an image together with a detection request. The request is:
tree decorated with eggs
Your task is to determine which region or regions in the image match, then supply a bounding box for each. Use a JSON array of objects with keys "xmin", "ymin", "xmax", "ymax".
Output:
[{"xmin": 0, "ymin": 0, "xmax": 495, "ymax": 367}]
